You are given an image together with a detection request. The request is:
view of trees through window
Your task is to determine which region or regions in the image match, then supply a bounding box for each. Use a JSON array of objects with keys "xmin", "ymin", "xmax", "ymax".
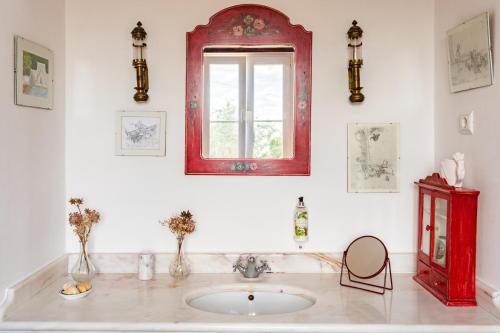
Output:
[
  {"xmin": 208, "ymin": 100, "xmax": 284, "ymax": 159},
  {"xmin": 204, "ymin": 53, "xmax": 292, "ymax": 159},
  {"xmin": 209, "ymin": 100, "xmax": 239, "ymax": 158}
]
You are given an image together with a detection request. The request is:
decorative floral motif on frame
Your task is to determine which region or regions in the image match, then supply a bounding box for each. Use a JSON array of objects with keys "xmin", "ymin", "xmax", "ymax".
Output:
[{"xmin": 220, "ymin": 13, "xmax": 280, "ymax": 37}]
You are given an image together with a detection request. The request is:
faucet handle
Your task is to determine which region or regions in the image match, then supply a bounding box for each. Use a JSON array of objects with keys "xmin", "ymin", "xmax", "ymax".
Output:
[
  {"xmin": 233, "ymin": 256, "xmax": 248, "ymax": 273},
  {"xmin": 232, "ymin": 257, "xmax": 242, "ymax": 271}
]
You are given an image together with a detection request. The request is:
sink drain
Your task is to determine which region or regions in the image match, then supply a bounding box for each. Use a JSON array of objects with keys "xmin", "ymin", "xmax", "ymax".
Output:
[{"xmin": 248, "ymin": 294, "xmax": 254, "ymax": 301}]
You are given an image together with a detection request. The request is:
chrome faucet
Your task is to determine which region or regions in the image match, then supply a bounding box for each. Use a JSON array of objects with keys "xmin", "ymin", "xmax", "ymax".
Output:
[{"xmin": 233, "ymin": 255, "xmax": 270, "ymax": 278}]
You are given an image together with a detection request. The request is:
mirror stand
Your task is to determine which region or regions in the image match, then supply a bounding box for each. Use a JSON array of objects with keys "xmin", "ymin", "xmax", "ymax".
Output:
[
  {"xmin": 340, "ymin": 256, "xmax": 393, "ymax": 295},
  {"xmin": 339, "ymin": 235, "xmax": 393, "ymax": 295}
]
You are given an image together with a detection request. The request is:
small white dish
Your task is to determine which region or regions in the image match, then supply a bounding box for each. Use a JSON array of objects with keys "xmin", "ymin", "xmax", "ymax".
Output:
[{"xmin": 59, "ymin": 287, "xmax": 92, "ymax": 300}]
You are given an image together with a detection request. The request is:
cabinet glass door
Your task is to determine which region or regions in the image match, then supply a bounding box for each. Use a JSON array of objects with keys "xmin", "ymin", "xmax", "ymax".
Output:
[
  {"xmin": 432, "ymin": 198, "xmax": 448, "ymax": 268},
  {"xmin": 421, "ymin": 194, "xmax": 431, "ymax": 256}
]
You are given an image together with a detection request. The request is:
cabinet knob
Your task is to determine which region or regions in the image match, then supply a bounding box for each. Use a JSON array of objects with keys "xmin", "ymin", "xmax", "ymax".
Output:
[{"xmin": 425, "ymin": 225, "xmax": 432, "ymax": 231}]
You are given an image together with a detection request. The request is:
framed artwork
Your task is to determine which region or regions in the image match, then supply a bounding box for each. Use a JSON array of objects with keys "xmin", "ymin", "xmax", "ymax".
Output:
[
  {"xmin": 348, "ymin": 123, "xmax": 400, "ymax": 193},
  {"xmin": 14, "ymin": 36, "xmax": 54, "ymax": 109},
  {"xmin": 115, "ymin": 111, "xmax": 166, "ymax": 156},
  {"xmin": 447, "ymin": 12, "xmax": 493, "ymax": 93}
]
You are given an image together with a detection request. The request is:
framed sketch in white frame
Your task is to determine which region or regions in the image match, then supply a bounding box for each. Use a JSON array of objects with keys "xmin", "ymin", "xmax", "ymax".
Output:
[
  {"xmin": 14, "ymin": 36, "xmax": 54, "ymax": 109},
  {"xmin": 115, "ymin": 111, "xmax": 166, "ymax": 156},
  {"xmin": 348, "ymin": 123, "xmax": 400, "ymax": 193},
  {"xmin": 447, "ymin": 12, "xmax": 493, "ymax": 93}
]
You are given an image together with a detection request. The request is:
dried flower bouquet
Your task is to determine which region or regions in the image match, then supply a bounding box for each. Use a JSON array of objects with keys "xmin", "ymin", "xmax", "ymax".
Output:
[
  {"xmin": 159, "ymin": 210, "xmax": 196, "ymax": 279},
  {"xmin": 68, "ymin": 198, "xmax": 100, "ymax": 283}
]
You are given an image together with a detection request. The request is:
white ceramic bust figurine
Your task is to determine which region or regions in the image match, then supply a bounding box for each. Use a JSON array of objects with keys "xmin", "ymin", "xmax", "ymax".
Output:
[{"xmin": 439, "ymin": 152, "xmax": 465, "ymax": 187}]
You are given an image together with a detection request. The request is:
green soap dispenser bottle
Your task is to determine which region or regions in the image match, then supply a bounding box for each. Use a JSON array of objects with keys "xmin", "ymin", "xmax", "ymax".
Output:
[{"xmin": 294, "ymin": 197, "xmax": 308, "ymax": 243}]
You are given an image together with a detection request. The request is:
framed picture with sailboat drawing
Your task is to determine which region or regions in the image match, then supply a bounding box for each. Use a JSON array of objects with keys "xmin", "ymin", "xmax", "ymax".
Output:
[{"xmin": 115, "ymin": 111, "xmax": 166, "ymax": 156}]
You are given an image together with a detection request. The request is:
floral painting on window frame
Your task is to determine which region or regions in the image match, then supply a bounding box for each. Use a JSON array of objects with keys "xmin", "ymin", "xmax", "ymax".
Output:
[
  {"xmin": 14, "ymin": 36, "xmax": 54, "ymax": 109},
  {"xmin": 115, "ymin": 111, "xmax": 166, "ymax": 156},
  {"xmin": 447, "ymin": 12, "xmax": 493, "ymax": 93},
  {"xmin": 348, "ymin": 123, "xmax": 400, "ymax": 193}
]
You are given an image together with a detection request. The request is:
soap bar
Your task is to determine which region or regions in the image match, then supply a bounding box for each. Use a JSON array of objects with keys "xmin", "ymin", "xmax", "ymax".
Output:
[
  {"xmin": 62, "ymin": 282, "xmax": 92, "ymax": 295},
  {"xmin": 62, "ymin": 285, "xmax": 79, "ymax": 295}
]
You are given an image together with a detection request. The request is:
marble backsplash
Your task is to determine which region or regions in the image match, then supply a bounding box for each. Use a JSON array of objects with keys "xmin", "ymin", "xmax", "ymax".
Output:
[{"xmin": 68, "ymin": 252, "xmax": 416, "ymax": 274}]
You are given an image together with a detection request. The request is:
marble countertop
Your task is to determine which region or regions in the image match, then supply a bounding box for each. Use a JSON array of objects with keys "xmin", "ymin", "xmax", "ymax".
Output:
[{"xmin": 1, "ymin": 273, "xmax": 499, "ymax": 333}]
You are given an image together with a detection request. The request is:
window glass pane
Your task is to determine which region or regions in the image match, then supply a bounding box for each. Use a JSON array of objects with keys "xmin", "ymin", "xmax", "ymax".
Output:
[
  {"xmin": 253, "ymin": 121, "xmax": 283, "ymax": 158},
  {"xmin": 433, "ymin": 198, "xmax": 448, "ymax": 268},
  {"xmin": 209, "ymin": 122, "xmax": 239, "ymax": 158},
  {"xmin": 209, "ymin": 64, "xmax": 239, "ymax": 121},
  {"xmin": 421, "ymin": 194, "xmax": 431, "ymax": 256},
  {"xmin": 254, "ymin": 64, "xmax": 283, "ymax": 121}
]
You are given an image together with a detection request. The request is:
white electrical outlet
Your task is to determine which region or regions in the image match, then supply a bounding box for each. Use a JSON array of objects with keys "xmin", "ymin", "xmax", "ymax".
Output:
[{"xmin": 458, "ymin": 111, "xmax": 474, "ymax": 135}]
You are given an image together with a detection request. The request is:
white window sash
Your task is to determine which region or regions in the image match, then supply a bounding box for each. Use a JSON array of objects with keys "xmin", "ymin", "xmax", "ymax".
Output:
[
  {"xmin": 202, "ymin": 56, "xmax": 246, "ymax": 158},
  {"xmin": 247, "ymin": 53, "xmax": 294, "ymax": 158}
]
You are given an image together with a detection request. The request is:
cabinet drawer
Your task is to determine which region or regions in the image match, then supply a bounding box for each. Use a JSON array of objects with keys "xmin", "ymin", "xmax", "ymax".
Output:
[
  {"xmin": 416, "ymin": 260, "xmax": 431, "ymax": 285},
  {"xmin": 430, "ymin": 270, "xmax": 448, "ymax": 296}
]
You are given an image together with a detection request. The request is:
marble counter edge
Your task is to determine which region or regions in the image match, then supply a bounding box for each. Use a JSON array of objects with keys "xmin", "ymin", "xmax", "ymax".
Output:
[{"xmin": 1, "ymin": 321, "xmax": 500, "ymax": 333}]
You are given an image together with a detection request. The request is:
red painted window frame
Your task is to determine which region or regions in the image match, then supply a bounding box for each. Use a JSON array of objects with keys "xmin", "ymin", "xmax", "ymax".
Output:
[{"xmin": 185, "ymin": 4, "xmax": 312, "ymax": 175}]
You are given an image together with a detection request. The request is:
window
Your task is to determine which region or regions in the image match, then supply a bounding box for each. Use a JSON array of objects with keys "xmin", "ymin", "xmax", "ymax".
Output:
[{"xmin": 202, "ymin": 51, "xmax": 294, "ymax": 159}]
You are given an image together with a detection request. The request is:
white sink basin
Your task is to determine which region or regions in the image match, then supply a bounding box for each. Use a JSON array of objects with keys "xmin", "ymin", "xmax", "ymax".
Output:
[{"xmin": 185, "ymin": 284, "xmax": 316, "ymax": 316}]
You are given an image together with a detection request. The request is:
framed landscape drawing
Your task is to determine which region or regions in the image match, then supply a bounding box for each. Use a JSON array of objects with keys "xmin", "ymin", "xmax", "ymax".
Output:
[
  {"xmin": 447, "ymin": 12, "xmax": 493, "ymax": 93},
  {"xmin": 348, "ymin": 123, "xmax": 400, "ymax": 193},
  {"xmin": 115, "ymin": 111, "xmax": 166, "ymax": 156},
  {"xmin": 14, "ymin": 36, "xmax": 54, "ymax": 109}
]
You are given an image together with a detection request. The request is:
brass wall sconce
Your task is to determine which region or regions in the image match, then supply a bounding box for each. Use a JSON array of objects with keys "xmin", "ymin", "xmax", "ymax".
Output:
[
  {"xmin": 347, "ymin": 20, "xmax": 364, "ymax": 103},
  {"xmin": 131, "ymin": 21, "xmax": 149, "ymax": 102}
]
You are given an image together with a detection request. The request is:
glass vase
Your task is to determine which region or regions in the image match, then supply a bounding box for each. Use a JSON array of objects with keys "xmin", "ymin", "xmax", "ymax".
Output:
[
  {"xmin": 71, "ymin": 241, "xmax": 96, "ymax": 283},
  {"xmin": 169, "ymin": 236, "xmax": 190, "ymax": 280}
]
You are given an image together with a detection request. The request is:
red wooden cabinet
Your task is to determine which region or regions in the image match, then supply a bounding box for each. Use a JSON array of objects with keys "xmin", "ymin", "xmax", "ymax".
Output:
[{"xmin": 414, "ymin": 173, "xmax": 479, "ymax": 306}]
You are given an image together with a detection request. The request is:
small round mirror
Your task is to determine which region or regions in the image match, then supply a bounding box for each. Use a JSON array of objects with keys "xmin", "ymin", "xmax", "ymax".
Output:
[{"xmin": 345, "ymin": 236, "xmax": 388, "ymax": 279}]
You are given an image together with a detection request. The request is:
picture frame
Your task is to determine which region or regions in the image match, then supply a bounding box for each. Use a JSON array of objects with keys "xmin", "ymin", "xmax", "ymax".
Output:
[
  {"xmin": 347, "ymin": 123, "xmax": 400, "ymax": 193},
  {"xmin": 115, "ymin": 111, "xmax": 166, "ymax": 156},
  {"xmin": 447, "ymin": 12, "xmax": 493, "ymax": 93},
  {"xmin": 14, "ymin": 36, "xmax": 54, "ymax": 109},
  {"xmin": 185, "ymin": 4, "xmax": 312, "ymax": 176}
]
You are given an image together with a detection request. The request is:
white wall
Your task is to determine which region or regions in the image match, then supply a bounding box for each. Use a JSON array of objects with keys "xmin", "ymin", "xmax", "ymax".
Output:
[
  {"xmin": 65, "ymin": 0, "xmax": 435, "ymax": 255},
  {"xmin": 0, "ymin": 0, "xmax": 66, "ymax": 302},
  {"xmin": 434, "ymin": 0, "xmax": 500, "ymax": 291}
]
